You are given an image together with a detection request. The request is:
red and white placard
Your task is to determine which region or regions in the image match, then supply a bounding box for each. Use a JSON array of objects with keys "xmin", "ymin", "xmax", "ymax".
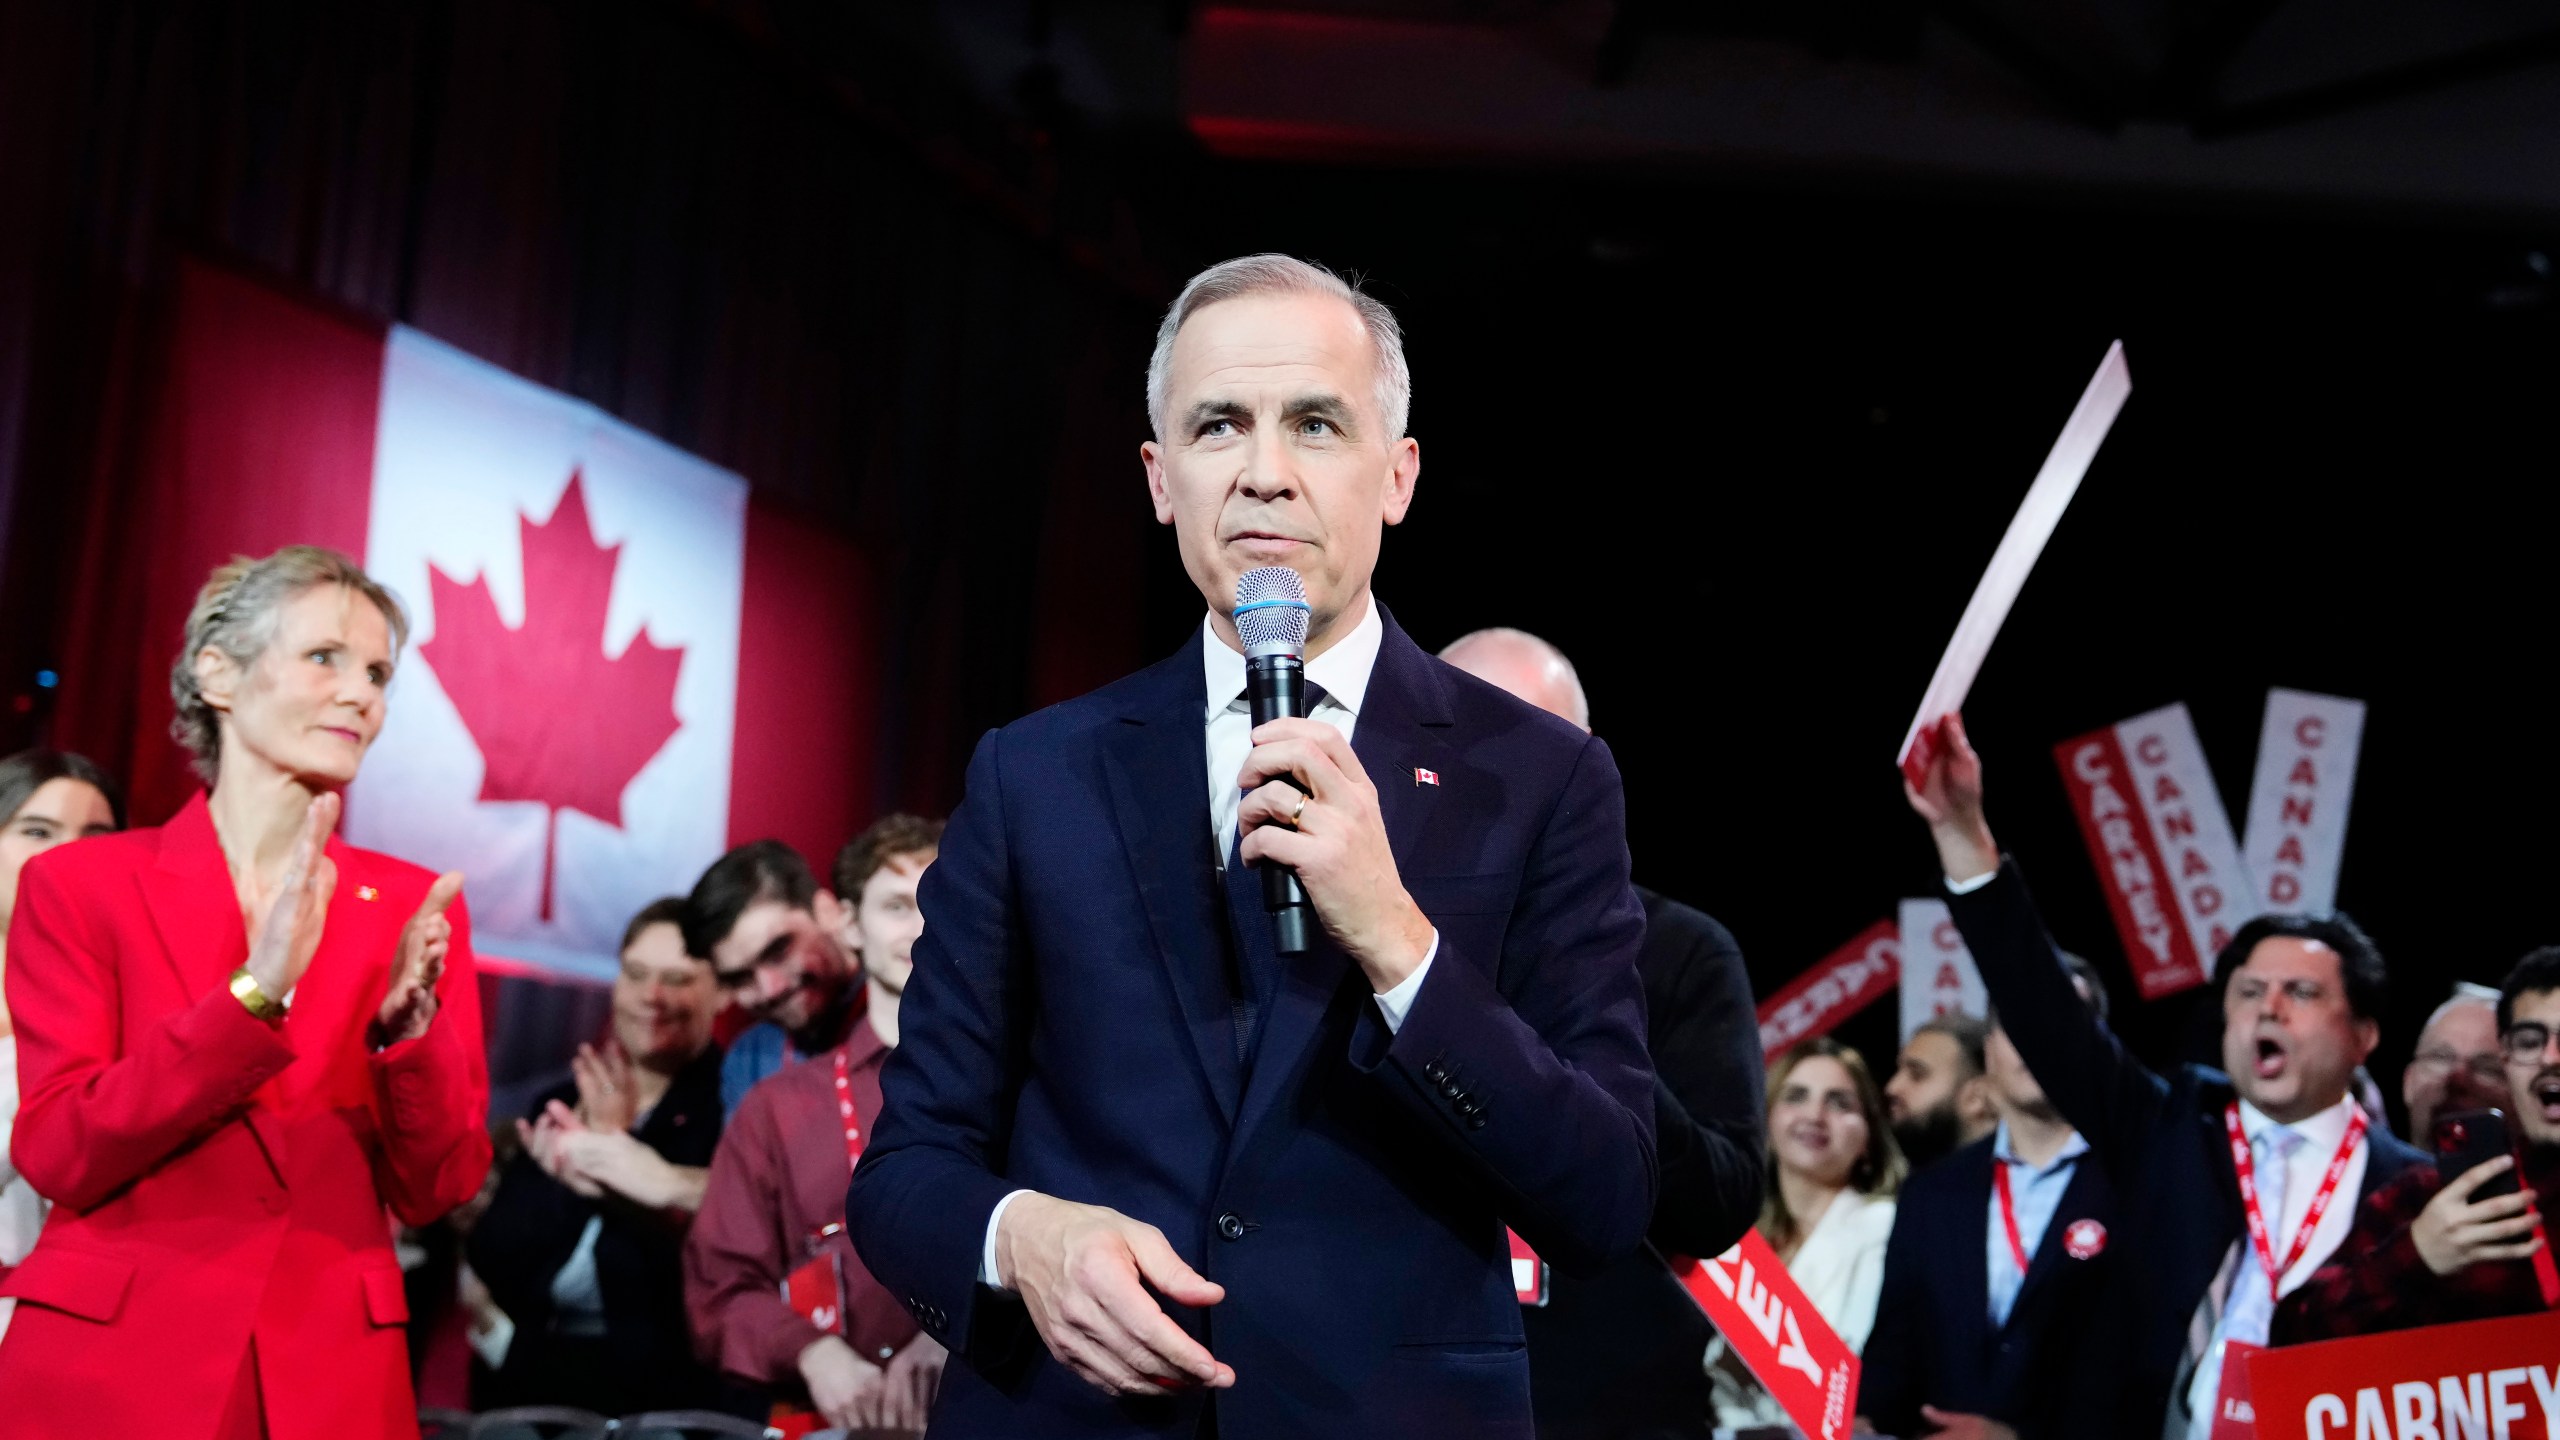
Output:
[
  {"xmin": 1899, "ymin": 898, "xmax": 1986, "ymax": 1041},
  {"xmin": 1897, "ymin": 341, "xmax": 2133, "ymax": 788},
  {"xmin": 2244, "ymin": 1310, "xmax": 2560, "ymax": 1440},
  {"xmin": 2055, "ymin": 703, "xmax": 2252, "ymax": 999},
  {"xmin": 1675, "ymin": 1230, "xmax": 1862, "ymax": 1440},
  {"xmin": 2240, "ymin": 689, "xmax": 2365, "ymax": 917},
  {"xmin": 1758, "ymin": 921, "xmax": 1899, "ymax": 1062}
]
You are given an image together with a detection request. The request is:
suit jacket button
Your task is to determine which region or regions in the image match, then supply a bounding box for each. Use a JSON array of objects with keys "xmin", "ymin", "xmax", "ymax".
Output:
[
  {"xmin": 1217, "ymin": 1212, "xmax": 1247, "ymax": 1241},
  {"xmin": 1438, "ymin": 1077, "xmax": 1462, "ymax": 1099},
  {"xmin": 1465, "ymin": 1114, "xmax": 1488, "ymax": 1131},
  {"xmin": 1423, "ymin": 1060, "xmax": 1448, "ymax": 1083},
  {"xmin": 1456, "ymin": 1098, "xmax": 1483, "ymax": 1117}
]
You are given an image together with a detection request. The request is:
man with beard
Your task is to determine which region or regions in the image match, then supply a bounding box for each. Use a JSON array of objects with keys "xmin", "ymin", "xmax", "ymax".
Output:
[
  {"xmin": 689, "ymin": 816, "xmax": 948, "ymax": 1432},
  {"xmin": 689, "ymin": 841, "xmax": 864, "ymax": 1117},
  {"xmin": 1886, "ymin": 1013, "xmax": 1997, "ymax": 1172},
  {"xmin": 1903, "ymin": 714, "xmax": 2426, "ymax": 1440},
  {"xmin": 2276, "ymin": 948, "xmax": 2560, "ymax": 1339}
]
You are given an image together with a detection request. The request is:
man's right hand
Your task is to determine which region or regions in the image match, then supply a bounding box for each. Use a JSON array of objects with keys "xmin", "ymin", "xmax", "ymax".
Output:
[
  {"xmin": 2413, "ymin": 1156, "xmax": 2545, "ymax": 1277},
  {"xmin": 994, "ymin": 1191, "xmax": 1235, "ymax": 1396},
  {"xmin": 798, "ymin": 1334, "xmax": 889, "ymax": 1430},
  {"xmin": 1903, "ymin": 713, "xmax": 2000, "ymax": 885}
]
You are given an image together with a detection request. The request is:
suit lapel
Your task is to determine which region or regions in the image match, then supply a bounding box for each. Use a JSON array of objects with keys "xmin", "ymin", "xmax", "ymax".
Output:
[
  {"xmin": 140, "ymin": 794, "xmax": 249, "ymax": 996},
  {"xmin": 1228, "ymin": 614, "xmax": 1454, "ymax": 1168},
  {"xmin": 1099, "ymin": 647, "xmax": 1243, "ymax": 1123},
  {"xmin": 139, "ymin": 793, "xmax": 289, "ymax": 1184}
]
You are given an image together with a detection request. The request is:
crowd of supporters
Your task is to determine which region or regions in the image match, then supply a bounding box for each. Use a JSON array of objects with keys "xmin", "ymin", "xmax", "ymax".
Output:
[{"xmin": 0, "ymin": 556, "xmax": 2552, "ymax": 1440}]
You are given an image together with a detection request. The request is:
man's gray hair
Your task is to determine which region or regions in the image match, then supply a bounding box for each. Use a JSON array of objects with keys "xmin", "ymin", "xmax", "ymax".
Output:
[{"xmin": 1146, "ymin": 254, "xmax": 1412, "ymax": 442}]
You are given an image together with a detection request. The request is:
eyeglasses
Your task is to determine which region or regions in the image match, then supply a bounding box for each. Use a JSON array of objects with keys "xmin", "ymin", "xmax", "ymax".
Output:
[
  {"xmin": 2412, "ymin": 1048, "xmax": 2509, "ymax": 1086},
  {"xmin": 2502, "ymin": 1023, "xmax": 2560, "ymax": 1065}
]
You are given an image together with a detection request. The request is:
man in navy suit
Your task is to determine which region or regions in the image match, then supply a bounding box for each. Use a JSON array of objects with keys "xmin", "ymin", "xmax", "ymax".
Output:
[
  {"xmin": 846, "ymin": 255, "xmax": 1658, "ymax": 1439},
  {"xmin": 1901, "ymin": 715, "xmax": 2425, "ymax": 1440},
  {"xmin": 1859, "ymin": 954, "xmax": 2119, "ymax": 1440}
]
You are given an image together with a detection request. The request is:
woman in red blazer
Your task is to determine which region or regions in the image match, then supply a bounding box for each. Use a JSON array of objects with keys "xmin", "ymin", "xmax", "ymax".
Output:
[{"xmin": 0, "ymin": 546, "xmax": 491, "ymax": 1440}]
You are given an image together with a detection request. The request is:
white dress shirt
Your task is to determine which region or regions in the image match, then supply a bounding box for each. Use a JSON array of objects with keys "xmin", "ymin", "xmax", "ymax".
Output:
[
  {"xmin": 981, "ymin": 597, "xmax": 1435, "ymax": 1288},
  {"xmin": 2181, "ymin": 1093, "xmax": 2368, "ymax": 1440}
]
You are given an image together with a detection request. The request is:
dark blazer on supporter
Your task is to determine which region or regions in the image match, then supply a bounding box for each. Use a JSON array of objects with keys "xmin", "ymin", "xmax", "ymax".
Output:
[
  {"xmin": 1944, "ymin": 860, "xmax": 2426, "ymax": 1440},
  {"xmin": 1857, "ymin": 1135, "xmax": 2119, "ymax": 1439},
  {"xmin": 846, "ymin": 613, "xmax": 1657, "ymax": 1440},
  {"xmin": 1524, "ymin": 888, "xmax": 1765, "ymax": 1440},
  {"xmin": 468, "ymin": 1045, "xmax": 729, "ymax": 1412}
]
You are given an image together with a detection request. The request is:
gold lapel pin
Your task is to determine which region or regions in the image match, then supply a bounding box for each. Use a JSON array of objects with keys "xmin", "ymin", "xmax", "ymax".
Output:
[{"xmin": 356, "ymin": 885, "xmax": 380, "ymax": 902}]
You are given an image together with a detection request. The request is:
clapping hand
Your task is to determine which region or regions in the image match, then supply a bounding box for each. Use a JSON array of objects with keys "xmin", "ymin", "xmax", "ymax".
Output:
[
  {"xmin": 373, "ymin": 871, "xmax": 463, "ymax": 1049},
  {"xmin": 573, "ymin": 1040, "xmax": 640, "ymax": 1132},
  {"xmin": 242, "ymin": 792, "xmax": 341, "ymax": 1001},
  {"xmin": 516, "ymin": 1100, "xmax": 603, "ymax": 1199}
]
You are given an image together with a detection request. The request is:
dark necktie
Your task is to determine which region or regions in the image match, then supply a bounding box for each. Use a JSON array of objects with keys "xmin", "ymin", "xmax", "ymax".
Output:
[{"xmin": 1219, "ymin": 678, "xmax": 1329, "ymax": 1062}]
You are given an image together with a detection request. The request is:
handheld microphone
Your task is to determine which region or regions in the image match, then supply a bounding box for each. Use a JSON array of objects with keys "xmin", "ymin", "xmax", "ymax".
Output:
[{"xmin": 1236, "ymin": 566, "xmax": 1315, "ymax": 955}]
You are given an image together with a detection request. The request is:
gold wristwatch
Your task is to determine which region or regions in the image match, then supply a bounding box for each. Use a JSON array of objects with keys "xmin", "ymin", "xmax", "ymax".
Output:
[{"xmin": 228, "ymin": 966, "xmax": 288, "ymax": 1024}]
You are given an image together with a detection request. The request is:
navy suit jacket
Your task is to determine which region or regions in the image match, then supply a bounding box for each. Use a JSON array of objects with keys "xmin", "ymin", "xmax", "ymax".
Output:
[
  {"xmin": 846, "ymin": 613, "xmax": 1659, "ymax": 1440},
  {"xmin": 1945, "ymin": 861, "xmax": 2426, "ymax": 1440},
  {"xmin": 1857, "ymin": 1134, "xmax": 2119, "ymax": 1439}
]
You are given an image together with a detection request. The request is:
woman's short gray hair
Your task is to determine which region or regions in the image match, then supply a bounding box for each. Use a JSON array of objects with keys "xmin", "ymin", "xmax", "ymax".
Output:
[
  {"xmin": 169, "ymin": 546, "xmax": 410, "ymax": 785},
  {"xmin": 1145, "ymin": 254, "xmax": 1412, "ymax": 442}
]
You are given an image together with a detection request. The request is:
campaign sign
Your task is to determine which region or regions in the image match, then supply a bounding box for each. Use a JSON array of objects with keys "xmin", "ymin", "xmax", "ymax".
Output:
[
  {"xmin": 2055, "ymin": 703, "xmax": 2252, "ymax": 999},
  {"xmin": 1675, "ymin": 1229, "xmax": 1862, "ymax": 1440},
  {"xmin": 1758, "ymin": 921, "xmax": 1899, "ymax": 1062},
  {"xmin": 2241, "ymin": 690, "xmax": 2366, "ymax": 918},
  {"xmin": 1899, "ymin": 897, "xmax": 1986, "ymax": 1042},
  {"xmin": 2245, "ymin": 1310, "xmax": 2560, "ymax": 1440}
]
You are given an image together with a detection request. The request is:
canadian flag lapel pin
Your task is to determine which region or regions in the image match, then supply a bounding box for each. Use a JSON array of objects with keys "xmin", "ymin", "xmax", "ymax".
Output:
[{"xmin": 1413, "ymin": 767, "xmax": 1440, "ymax": 787}]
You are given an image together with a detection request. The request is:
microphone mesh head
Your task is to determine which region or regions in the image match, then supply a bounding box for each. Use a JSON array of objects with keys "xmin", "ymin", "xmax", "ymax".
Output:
[{"xmin": 1234, "ymin": 566, "xmax": 1311, "ymax": 659}]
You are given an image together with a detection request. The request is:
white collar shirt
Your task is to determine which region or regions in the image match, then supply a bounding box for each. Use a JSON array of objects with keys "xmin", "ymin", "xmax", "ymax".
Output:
[{"xmin": 1200, "ymin": 593, "xmax": 1384, "ymax": 864}]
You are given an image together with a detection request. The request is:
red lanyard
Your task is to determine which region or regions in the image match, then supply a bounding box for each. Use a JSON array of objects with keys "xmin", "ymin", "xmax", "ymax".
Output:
[
  {"xmin": 2533, "ymin": 1219, "xmax": 2560, "ymax": 1308},
  {"xmin": 1992, "ymin": 1162, "xmax": 2033, "ymax": 1277},
  {"xmin": 2224, "ymin": 1102, "xmax": 2366, "ymax": 1301},
  {"xmin": 832, "ymin": 1048, "xmax": 866, "ymax": 1175}
]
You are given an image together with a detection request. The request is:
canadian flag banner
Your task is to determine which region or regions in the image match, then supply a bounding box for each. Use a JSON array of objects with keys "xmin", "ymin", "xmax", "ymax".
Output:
[
  {"xmin": 61, "ymin": 259, "xmax": 873, "ymax": 983},
  {"xmin": 2054, "ymin": 703, "xmax": 2252, "ymax": 1000},
  {"xmin": 2240, "ymin": 689, "xmax": 2365, "ymax": 918},
  {"xmin": 1675, "ymin": 1230, "xmax": 1862, "ymax": 1440},
  {"xmin": 1898, "ymin": 897, "xmax": 1985, "ymax": 1041},
  {"xmin": 1757, "ymin": 920, "xmax": 1899, "ymax": 1062},
  {"xmin": 346, "ymin": 329, "xmax": 747, "ymax": 978}
]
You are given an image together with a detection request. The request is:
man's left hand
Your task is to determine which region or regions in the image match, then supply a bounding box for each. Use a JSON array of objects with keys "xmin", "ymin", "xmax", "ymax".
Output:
[
  {"xmin": 1920, "ymin": 1405, "xmax": 2019, "ymax": 1440},
  {"xmin": 1237, "ymin": 718, "xmax": 1434, "ymax": 992}
]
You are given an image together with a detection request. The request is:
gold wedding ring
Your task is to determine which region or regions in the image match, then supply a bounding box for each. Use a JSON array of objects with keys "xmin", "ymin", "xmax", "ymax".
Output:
[{"xmin": 1290, "ymin": 792, "xmax": 1309, "ymax": 827}]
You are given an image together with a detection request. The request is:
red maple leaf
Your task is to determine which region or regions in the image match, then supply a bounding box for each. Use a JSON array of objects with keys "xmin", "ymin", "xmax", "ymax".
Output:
[{"xmin": 420, "ymin": 472, "xmax": 685, "ymax": 922}]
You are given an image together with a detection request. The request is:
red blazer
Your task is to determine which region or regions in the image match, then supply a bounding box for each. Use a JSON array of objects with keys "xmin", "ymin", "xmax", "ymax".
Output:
[{"xmin": 0, "ymin": 793, "xmax": 491, "ymax": 1440}]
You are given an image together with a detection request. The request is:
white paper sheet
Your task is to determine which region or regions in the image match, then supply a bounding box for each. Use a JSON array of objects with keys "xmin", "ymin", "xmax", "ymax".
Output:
[{"xmin": 1897, "ymin": 341, "xmax": 2133, "ymax": 781}]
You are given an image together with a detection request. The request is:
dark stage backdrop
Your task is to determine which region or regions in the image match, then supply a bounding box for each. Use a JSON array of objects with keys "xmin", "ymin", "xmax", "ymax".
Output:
[{"xmin": 1169, "ymin": 175, "xmax": 2560, "ymax": 1107}]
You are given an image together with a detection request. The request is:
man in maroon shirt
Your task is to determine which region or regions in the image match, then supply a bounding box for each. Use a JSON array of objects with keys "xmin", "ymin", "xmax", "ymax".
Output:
[
  {"xmin": 686, "ymin": 816, "xmax": 947, "ymax": 1431},
  {"xmin": 2276, "ymin": 947, "xmax": 2560, "ymax": 1342}
]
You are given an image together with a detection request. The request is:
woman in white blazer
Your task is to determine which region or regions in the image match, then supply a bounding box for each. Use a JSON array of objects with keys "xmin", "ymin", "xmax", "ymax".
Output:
[{"xmin": 1709, "ymin": 1037, "xmax": 1908, "ymax": 1428}]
